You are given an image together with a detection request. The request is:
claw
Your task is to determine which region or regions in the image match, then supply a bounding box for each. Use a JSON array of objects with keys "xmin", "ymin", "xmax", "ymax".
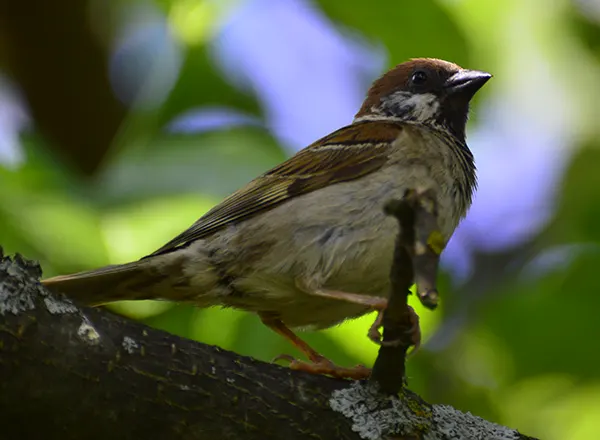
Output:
[
  {"xmin": 368, "ymin": 310, "xmax": 385, "ymax": 344},
  {"xmin": 272, "ymin": 353, "xmax": 296, "ymax": 364}
]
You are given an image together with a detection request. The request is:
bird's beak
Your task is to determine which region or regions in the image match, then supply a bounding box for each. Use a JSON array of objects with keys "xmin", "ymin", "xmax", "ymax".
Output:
[{"xmin": 444, "ymin": 69, "xmax": 492, "ymax": 99}]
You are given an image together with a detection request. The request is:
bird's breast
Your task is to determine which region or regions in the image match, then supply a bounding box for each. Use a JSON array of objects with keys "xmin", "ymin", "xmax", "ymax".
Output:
[{"xmin": 208, "ymin": 154, "xmax": 469, "ymax": 328}]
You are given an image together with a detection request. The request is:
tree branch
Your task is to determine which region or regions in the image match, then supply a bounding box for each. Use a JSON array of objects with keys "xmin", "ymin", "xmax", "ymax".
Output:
[{"xmin": 0, "ymin": 195, "xmax": 538, "ymax": 440}]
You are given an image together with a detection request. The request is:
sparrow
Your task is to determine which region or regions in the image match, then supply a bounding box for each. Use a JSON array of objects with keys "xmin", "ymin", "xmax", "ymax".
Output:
[{"xmin": 42, "ymin": 58, "xmax": 491, "ymax": 379}]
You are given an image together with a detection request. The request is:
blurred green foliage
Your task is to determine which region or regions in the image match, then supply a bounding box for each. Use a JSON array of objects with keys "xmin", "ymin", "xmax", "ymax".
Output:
[{"xmin": 2, "ymin": 0, "xmax": 600, "ymax": 439}]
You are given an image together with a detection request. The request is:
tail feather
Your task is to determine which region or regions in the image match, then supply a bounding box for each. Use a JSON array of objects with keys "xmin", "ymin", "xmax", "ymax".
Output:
[
  {"xmin": 42, "ymin": 248, "xmax": 220, "ymax": 308},
  {"xmin": 42, "ymin": 261, "xmax": 161, "ymax": 306}
]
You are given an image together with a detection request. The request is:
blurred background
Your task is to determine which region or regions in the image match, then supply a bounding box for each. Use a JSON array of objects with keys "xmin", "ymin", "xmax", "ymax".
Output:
[{"xmin": 1, "ymin": 0, "xmax": 599, "ymax": 437}]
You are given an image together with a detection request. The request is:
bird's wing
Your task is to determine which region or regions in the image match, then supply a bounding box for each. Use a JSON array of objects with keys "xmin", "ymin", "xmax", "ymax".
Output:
[{"xmin": 148, "ymin": 120, "xmax": 404, "ymax": 257}]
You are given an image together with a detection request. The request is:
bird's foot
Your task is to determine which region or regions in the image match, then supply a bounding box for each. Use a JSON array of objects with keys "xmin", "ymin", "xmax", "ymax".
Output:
[
  {"xmin": 274, "ymin": 354, "xmax": 371, "ymax": 380},
  {"xmin": 259, "ymin": 313, "xmax": 371, "ymax": 380},
  {"xmin": 368, "ymin": 305, "xmax": 421, "ymax": 353}
]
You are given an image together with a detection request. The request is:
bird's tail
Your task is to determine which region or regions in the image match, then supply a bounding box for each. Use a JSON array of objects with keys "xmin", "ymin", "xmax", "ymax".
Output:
[{"xmin": 42, "ymin": 259, "xmax": 173, "ymax": 306}]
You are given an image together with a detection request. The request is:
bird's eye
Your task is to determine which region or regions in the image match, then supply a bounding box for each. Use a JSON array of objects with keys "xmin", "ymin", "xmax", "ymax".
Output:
[{"xmin": 411, "ymin": 70, "xmax": 428, "ymax": 85}]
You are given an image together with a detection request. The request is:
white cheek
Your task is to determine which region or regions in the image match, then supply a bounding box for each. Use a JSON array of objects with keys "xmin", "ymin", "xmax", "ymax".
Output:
[{"xmin": 402, "ymin": 93, "xmax": 440, "ymax": 122}]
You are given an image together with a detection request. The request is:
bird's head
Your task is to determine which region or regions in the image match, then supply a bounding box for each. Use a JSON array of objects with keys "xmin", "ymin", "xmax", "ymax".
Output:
[{"xmin": 355, "ymin": 58, "xmax": 491, "ymax": 142}]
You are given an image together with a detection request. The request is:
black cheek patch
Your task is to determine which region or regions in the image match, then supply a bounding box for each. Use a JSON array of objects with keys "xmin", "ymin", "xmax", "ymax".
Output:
[{"xmin": 382, "ymin": 101, "xmax": 416, "ymax": 120}]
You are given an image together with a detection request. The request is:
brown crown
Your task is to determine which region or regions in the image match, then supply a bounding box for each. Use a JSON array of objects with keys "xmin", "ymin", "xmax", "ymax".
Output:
[{"xmin": 355, "ymin": 58, "xmax": 463, "ymax": 118}]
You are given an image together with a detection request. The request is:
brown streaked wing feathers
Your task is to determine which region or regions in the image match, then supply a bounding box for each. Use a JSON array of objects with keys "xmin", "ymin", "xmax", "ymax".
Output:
[{"xmin": 148, "ymin": 121, "xmax": 404, "ymax": 257}]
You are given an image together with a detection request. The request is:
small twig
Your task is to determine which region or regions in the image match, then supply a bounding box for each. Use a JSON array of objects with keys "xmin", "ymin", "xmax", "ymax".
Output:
[{"xmin": 370, "ymin": 189, "xmax": 444, "ymax": 394}]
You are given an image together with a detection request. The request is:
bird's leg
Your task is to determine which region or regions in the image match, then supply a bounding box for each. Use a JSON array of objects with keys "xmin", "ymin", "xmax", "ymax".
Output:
[
  {"xmin": 310, "ymin": 289, "xmax": 388, "ymax": 309},
  {"xmin": 310, "ymin": 289, "xmax": 421, "ymax": 352},
  {"xmin": 259, "ymin": 313, "xmax": 371, "ymax": 380},
  {"xmin": 260, "ymin": 314, "xmax": 323, "ymax": 363}
]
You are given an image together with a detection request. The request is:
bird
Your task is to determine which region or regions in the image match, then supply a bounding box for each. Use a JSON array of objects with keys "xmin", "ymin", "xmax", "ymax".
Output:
[{"xmin": 42, "ymin": 58, "xmax": 491, "ymax": 379}]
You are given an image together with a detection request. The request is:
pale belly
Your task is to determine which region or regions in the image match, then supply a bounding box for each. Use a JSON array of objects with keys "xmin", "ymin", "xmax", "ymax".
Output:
[{"xmin": 204, "ymin": 165, "xmax": 463, "ymax": 329}]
